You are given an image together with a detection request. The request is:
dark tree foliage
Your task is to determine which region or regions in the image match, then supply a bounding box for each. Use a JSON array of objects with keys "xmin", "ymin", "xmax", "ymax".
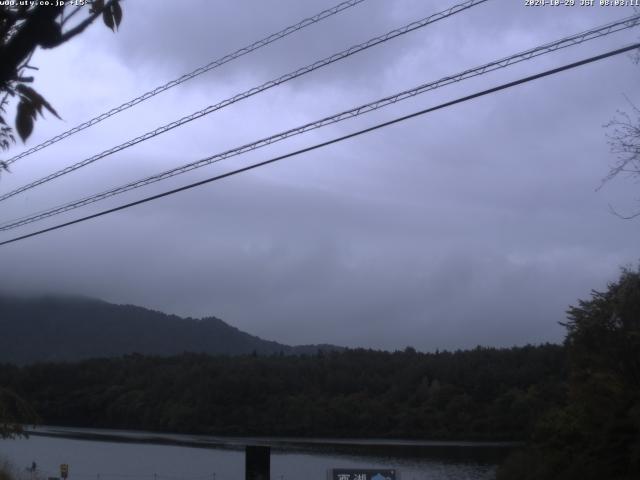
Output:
[
  {"xmin": 498, "ymin": 267, "xmax": 640, "ymax": 480},
  {"xmin": 0, "ymin": 344, "xmax": 565, "ymax": 440},
  {"xmin": 0, "ymin": 0, "xmax": 123, "ymax": 170}
]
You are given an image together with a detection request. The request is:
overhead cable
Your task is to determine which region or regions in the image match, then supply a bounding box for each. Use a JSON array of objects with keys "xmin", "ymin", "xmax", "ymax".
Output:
[
  {"xmin": 0, "ymin": 0, "xmax": 489, "ymax": 203},
  {"xmin": 1, "ymin": 42, "xmax": 638, "ymax": 247},
  {"xmin": 2, "ymin": 0, "xmax": 368, "ymax": 167},
  {"xmin": 2, "ymin": 13, "xmax": 638, "ymax": 231}
]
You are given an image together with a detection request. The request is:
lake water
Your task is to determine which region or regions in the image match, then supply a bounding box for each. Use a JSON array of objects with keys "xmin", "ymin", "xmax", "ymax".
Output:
[{"xmin": 0, "ymin": 427, "xmax": 513, "ymax": 480}]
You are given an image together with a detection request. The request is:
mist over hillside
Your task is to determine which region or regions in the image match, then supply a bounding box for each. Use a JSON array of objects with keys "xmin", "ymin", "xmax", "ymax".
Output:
[{"xmin": 0, "ymin": 295, "xmax": 341, "ymax": 364}]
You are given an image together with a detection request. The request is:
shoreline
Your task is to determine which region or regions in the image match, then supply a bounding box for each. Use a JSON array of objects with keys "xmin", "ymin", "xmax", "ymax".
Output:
[{"xmin": 24, "ymin": 425, "xmax": 521, "ymax": 452}]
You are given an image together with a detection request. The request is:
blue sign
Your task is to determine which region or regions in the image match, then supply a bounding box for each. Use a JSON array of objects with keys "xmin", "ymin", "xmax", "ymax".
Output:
[{"xmin": 331, "ymin": 469, "xmax": 396, "ymax": 480}]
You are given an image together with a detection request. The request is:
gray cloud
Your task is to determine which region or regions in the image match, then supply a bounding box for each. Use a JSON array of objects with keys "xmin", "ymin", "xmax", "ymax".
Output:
[{"xmin": 1, "ymin": 0, "xmax": 639, "ymax": 352}]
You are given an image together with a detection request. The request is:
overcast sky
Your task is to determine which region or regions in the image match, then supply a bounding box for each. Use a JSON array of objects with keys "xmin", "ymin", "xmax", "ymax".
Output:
[{"xmin": 1, "ymin": 0, "xmax": 639, "ymax": 351}]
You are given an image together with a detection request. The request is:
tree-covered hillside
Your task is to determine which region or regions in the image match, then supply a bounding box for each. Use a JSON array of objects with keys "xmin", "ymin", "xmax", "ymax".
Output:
[
  {"xmin": 0, "ymin": 344, "xmax": 565, "ymax": 440},
  {"xmin": 0, "ymin": 295, "xmax": 338, "ymax": 364}
]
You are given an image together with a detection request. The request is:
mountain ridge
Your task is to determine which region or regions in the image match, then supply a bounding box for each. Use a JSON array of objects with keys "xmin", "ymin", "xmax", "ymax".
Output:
[{"xmin": 0, "ymin": 294, "xmax": 342, "ymax": 364}]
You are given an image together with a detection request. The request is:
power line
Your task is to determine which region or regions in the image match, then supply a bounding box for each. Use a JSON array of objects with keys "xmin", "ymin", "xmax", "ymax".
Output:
[
  {"xmin": 2, "ymin": 0, "xmax": 368, "ymax": 167},
  {"xmin": 0, "ymin": 0, "xmax": 489, "ymax": 203},
  {"xmin": 2, "ymin": 13, "xmax": 638, "ymax": 232},
  {"xmin": 1, "ymin": 42, "xmax": 637, "ymax": 248}
]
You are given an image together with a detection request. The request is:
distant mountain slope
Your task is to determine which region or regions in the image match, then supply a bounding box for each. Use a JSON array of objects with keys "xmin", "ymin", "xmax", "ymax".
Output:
[{"xmin": 0, "ymin": 295, "xmax": 339, "ymax": 364}]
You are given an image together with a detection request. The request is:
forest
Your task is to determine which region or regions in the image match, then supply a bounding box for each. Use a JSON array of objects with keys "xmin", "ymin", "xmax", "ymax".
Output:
[
  {"xmin": 0, "ymin": 344, "xmax": 565, "ymax": 440},
  {"xmin": 1, "ymin": 267, "xmax": 638, "ymax": 480}
]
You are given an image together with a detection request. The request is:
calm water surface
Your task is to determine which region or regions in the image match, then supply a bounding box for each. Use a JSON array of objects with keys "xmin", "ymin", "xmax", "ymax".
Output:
[{"xmin": 0, "ymin": 427, "xmax": 512, "ymax": 480}]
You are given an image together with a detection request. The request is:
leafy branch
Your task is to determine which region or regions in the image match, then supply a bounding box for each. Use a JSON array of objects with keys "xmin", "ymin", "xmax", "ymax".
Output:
[{"xmin": 0, "ymin": 0, "xmax": 123, "ymax": 160}]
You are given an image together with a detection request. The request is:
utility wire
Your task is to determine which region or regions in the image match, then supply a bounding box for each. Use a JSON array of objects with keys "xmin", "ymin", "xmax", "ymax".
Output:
[
  {"xmin": 0, "ymin": 0, "xmax": 489, "ymax": 203},
  {"xmin": 1, "ymin": 13, "xmax": 638, "ymax": 232},
  {"xmin": 2, "ymin": 0, "xmax": 368, "ymax": 167},
  {"xmin": 1, "ymin": 42, "xmax": 637, "ymax": 248}
]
